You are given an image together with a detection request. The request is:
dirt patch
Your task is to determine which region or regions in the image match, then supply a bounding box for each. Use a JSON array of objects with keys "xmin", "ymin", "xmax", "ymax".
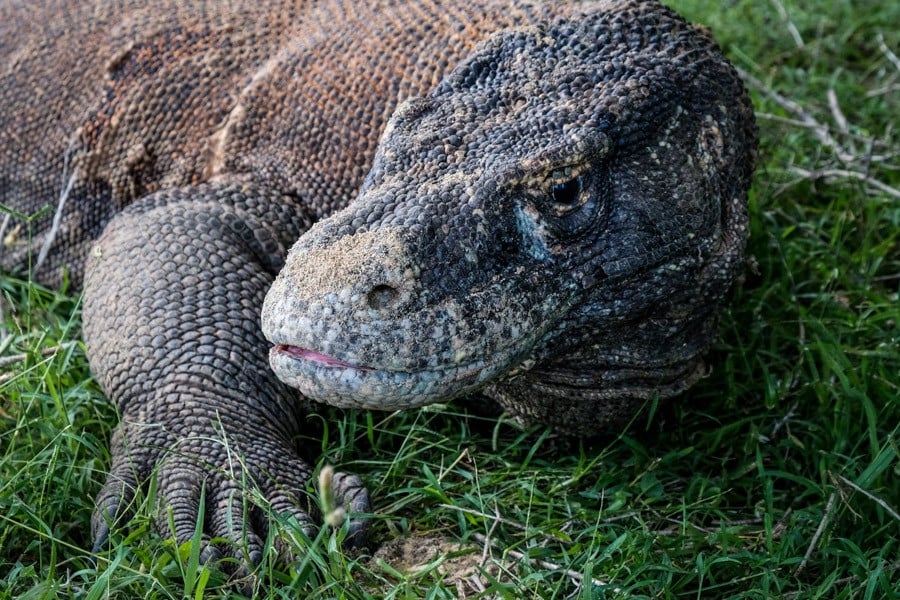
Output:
[{"xmin": 371, "ymin": 532, "xmax": 502, "ymax": 597}]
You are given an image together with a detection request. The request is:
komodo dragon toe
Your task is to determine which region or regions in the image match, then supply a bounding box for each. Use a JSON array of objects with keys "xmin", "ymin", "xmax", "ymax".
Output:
[{"xmin": 91, "ymin": 418, "xmax": 370, "ymax": 565}]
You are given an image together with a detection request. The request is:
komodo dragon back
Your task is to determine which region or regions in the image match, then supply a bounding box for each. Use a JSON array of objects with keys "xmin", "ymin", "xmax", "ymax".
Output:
[{"xmin": 1, "ymin": 0, "xmax": 756, "ymax": 576}]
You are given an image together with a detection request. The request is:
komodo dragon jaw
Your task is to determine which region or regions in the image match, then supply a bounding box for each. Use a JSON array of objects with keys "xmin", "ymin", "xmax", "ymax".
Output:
[
  {"xmin": 261, "ymin": 10, "xmax": 755, "ymax": 424},
  {"xmin": 262, "ymin": 224, "xmax": 576, "ymax": 409}
]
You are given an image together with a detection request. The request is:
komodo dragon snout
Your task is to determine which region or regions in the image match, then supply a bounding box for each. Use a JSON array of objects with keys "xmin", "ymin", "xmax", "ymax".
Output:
[
  {"xmin": 261, "ymin": 12, "xmax": 755, "ymax": 431},
  {"xmin": 262, "ymin": 196, "xmax": 577, "ymax": 409}
]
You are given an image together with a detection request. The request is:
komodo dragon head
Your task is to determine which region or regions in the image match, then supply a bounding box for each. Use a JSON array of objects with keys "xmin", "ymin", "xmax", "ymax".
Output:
[{"xmin": 261, "ymin": 4, "xmax": 756, "ymax": 434}]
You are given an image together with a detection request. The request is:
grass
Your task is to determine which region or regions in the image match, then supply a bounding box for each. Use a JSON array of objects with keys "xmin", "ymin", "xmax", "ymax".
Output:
[{"xmin": 2, "ymin": 0, "xmax": 898, "ymax": 597}]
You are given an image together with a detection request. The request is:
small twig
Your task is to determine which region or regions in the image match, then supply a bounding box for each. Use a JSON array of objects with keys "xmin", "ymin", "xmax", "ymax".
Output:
[
  {"xmin": 877, "ymin": 33, "xmax": 900, "ymax": 73},
  {"xmin": 654, "ymin": 513, "xmax": 787, "ymax": 539},
  {"xmin": 465, "ymin": 573, "xmax": 486, "ymax": 595},
  {"xmin": 659, "ymin": 517, "xmax": 714, "ymax": 535},
  {"xmin": 437, "ymin": 448, "xmax": 470, "ymax": 483},
  {"xmin": 439, "ymin": 504, "xmax": 523, "ymax": 527},
  {"xmin": 769, "ymin": 0, "xmax": 804, "ymax": 48},
  {"xmin": 713, "ymin": 516, "xmax": 765, "ymax": 527},
  {"xmin": 787, "ymin": 166, "xmax": 900, "ymax": 199},
  {"xmin": 795, "ymin": 492, "xmax": 837, "ymax": 577},
  {"xmin": 827, "ymin": 89, "xmax": 849, "ymax": 135},
  {"xmin": 736, "ymin": 67, "xmax": 857, "ymax": 165},
  {"xmin": 835, "ymin": 475, "xmax": 900, "ymax": 522},
  {"xmin": 831, "ymin": 472, "xmax": 863, "ymax": 520},
  {"xmin": 754, "ymin": 113, "xmax": 894, "ymax": 154},
  {"xmin": 770, "ymin": 400, "xmax": 800, "ymax": 440},
  {"xmin": 471, "ymin": 532, "xmax": 624, "ymax": 595},
  {"xmin": 772, "ymin": 508, "xmax": 793, "ymax": 538},
  {"xmin": 866, "ymin": 83, "xmax": 900, "ymax": 98},
  {"xmin": 0, "ymin": 341, "xmax": 78, "ymax": 368},
  {"xmin": 479, "ymin": 501, "xmax": 503, "ymax": 566}
]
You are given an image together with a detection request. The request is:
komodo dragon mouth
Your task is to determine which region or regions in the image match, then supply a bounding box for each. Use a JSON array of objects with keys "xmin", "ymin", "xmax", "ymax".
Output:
[
  {"xmin": 268, "ymin": 341, "xmax": 523, "ymax": 409},
  {"xmin": 276, "ymin": 346, "xmax": 368, "ymax": 370}
]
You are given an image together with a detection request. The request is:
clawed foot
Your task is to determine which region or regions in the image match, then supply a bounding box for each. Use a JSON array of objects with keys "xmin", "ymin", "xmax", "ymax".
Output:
[{"xmin": 90, "ymin": 421, "xmax": 370, "ymax": 581}]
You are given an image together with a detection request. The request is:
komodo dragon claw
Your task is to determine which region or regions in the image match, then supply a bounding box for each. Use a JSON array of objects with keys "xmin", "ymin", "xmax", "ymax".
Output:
[{"xmin": 91, "ymin": 420, "xmax": 371, "ymax": 568}]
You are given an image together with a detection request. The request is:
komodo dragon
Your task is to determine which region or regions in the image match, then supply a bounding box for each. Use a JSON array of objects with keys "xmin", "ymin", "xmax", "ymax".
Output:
[{"xmin": 1, "ymin": 0, "xmax": 756, "ymax": 566}]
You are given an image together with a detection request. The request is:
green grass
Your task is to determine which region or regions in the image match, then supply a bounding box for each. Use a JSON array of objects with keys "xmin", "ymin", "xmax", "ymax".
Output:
[{"xmin": 2, "ymin": 1, "xmax": 898, "ymax": 597}]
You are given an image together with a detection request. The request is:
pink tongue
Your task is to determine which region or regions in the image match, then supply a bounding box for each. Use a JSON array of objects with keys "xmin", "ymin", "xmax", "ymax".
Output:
[{"xmin": 277, "ymin": 345, "xmax": 359, "ymax": 369}]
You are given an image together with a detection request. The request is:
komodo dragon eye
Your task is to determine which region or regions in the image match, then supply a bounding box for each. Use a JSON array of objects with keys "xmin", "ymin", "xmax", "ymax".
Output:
[
  {"xmin": 523, "ymin": 163, "xmax": 608, "ymax": 241},
  {"xmin": 549, "ymin": 167, "xmax": 583, "ymax": 208}
]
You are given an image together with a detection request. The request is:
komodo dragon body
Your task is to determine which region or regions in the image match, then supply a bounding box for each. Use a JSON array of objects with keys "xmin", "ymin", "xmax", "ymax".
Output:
[{"xmin": 1, "ymin": 0, "xmax": 756, "ymax": 564}]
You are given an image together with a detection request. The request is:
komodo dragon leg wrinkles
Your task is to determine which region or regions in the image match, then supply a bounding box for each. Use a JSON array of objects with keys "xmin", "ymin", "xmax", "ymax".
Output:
[{"xmin": 82, "ymin": 183, "xmax": 370, "ymax": 561}]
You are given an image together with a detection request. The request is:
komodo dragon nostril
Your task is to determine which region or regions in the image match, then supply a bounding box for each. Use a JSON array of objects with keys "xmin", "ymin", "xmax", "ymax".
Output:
[{"xmin": 366, "ymin": 284, "xmax": 400, "ymax": 309}]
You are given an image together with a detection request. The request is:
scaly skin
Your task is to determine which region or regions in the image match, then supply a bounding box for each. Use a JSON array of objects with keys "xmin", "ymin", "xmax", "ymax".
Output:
[{"xmin": 0, "ymin": 0, "xmax": 756, "ymax": 570}]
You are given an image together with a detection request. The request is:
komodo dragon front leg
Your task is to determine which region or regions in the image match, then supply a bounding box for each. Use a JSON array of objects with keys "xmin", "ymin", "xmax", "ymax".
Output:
[{"xmin": 82, "ymin": 182, "xmax": 369, "ymax": 562}]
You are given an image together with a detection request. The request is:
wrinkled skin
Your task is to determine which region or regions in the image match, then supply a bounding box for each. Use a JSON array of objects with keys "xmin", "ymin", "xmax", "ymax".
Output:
[{"xmin": 0, "ymin": 0, "xmax": 755, "ymax": 576}]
